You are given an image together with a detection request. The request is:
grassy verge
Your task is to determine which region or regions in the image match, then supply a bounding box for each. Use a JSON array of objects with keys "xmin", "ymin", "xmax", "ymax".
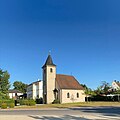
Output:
[{"xmin": 13, "ymin": 102, "xmax": 120, "ymax": 109}]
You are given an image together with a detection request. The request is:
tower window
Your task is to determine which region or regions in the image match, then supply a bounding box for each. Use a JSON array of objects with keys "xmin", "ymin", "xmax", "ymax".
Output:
[
  {"xmin": 50, "ymin": 68, "xmax": 53, "ymax": 73},
  {"xmin": 67, "ymin": 93, "xmax": 70, "ymax": 98},
  {"xmin": 77, "ymin": 93, "xmax": 79, "ymax": 98}
]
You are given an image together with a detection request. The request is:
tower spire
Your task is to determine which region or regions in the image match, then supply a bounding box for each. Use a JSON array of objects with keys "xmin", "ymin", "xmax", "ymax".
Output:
[
  {"xmin": 48, "ymin": 50, "xmax": 51, "ymax": 55},
  {"xmin": 42, "ymin": 53, "xmax": 56, "ymax": 68}
]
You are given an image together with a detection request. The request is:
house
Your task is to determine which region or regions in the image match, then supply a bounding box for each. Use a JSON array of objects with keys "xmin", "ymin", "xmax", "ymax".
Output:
[
  {"xmin": 42, "ymin": 54, "xmax": 85, "ymax": 104},
  {"xmin": 8, "ymin": 89, "xmax": 23, "ymax": 99},
  {"xmin": 27, "ymin": 80, "xmax": 43, "ymax": 99},
  {"xmin": 112, "ymin": 80, "xmax": 120, "ymax": 91}
]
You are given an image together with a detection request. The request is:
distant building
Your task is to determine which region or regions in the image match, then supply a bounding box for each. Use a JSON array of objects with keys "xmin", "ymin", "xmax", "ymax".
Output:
[
  {"xmin": 27, "ymin": 80, "xmax": 43, "ymax": 99},
  {"xmin": 8, "ymin": 89, "xmax": 23, "ymax": 99},
  {"xmin": 112, "ymin": 80, "xmax": 120, "ymax": 90},
  {"xmin": 42, "ymin": 54, "xmax": 85, "ymax": 104}
]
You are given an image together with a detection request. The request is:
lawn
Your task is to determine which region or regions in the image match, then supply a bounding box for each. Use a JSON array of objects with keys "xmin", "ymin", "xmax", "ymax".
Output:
[{"xmin": 14, "ymin": 102, "xmax": 120, "ymax": 109}]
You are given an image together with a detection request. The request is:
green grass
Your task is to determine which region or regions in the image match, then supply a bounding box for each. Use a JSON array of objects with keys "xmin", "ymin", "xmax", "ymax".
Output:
[{"xmin": 13, "ymin": 102, "xmax": 120, "ymax": 109}]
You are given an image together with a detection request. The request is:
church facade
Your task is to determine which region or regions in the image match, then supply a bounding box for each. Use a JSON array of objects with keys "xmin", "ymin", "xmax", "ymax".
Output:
[{"xmin": 42, "ymin": 54, "xmax": 85, "ymax": 104}]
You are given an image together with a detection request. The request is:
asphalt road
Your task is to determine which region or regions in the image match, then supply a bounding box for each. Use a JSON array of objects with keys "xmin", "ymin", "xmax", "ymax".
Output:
[{"xmin": 0, "ymin": 107, "xmax": 120, "ymax": 120}]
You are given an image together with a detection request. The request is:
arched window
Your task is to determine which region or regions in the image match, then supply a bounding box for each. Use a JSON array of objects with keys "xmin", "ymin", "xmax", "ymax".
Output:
[
  {"xmin": 67, "ymin": 93, "xmax": 70, "ymax": 98},
  {"xmin": 77, "ymin": 93, "xmax": 79, "ymax": 98},
  {"xmin": 50, "ymin": 68, "xmax": 53, "ymax": 73}
]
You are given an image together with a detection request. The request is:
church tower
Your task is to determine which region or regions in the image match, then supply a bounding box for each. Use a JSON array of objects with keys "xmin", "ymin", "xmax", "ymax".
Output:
[{"xmin": 42, "ymin": 54, "xmax": 56, "ymax": 104}]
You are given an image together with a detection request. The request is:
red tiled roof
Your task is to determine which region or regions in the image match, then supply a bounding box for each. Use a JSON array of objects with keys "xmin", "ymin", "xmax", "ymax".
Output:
[{"xmin": 56, "ymin": 74, "xmax": 84, "ymax": 90}]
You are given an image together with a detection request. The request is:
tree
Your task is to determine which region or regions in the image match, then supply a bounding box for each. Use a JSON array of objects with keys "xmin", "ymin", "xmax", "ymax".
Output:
[
  {"xmin": 95, "ymin": 81, "xmax": 111, "ymax": 95},
  {"xmin": 81, "ymin": 84, "xmax": 95, "ymax": 102},
  {"xmin": 101, "ymin": 81, "xmax": 110, "ymax": 94},
  {"xmin": 95, "ymin": 86, "xmax": 102, "ymax": 95},
  {"xmin": 13, "ymin": 81, "xmax": 28, "ymax": 93},
  {"xmin": 0, "ymin": 69, "xmax": 10, "ymax": 94}
]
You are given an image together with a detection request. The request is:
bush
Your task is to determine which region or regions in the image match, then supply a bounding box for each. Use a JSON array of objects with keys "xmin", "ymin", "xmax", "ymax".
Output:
[
  {"xmin": 1, "ymin": 103, "xmax": 7, "ymax": 109},
  {"xmin": 19, "ymin": 99, "xmax": 36, "ymax": 106},
  {"xmin": 0, "ymin": 100, "xmax": 2, "ymax": 107},
  {"xmin": 19, "ymin": 99, "xmax": 29, "ymax": 105},
  {"xmin": 8, "ymin": 103, "xmax": 15, "ymax": 108},
  {"xmin": 52, "ymin": 99, "xmax": 60, "ymax": 104},
  {"xmin": 0, "ymin": 99, "xmax": 14, "ymax": 108},
  {"xmin": 36, "ymin": 98, "xmax": 43, "ymax": 104},
  {"xmin": 29, "ymin": 100, "xmax": 36, "ymax": 106}
]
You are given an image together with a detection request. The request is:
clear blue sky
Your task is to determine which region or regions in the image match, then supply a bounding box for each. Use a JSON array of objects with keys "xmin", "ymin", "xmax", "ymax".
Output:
[{"xmin": 0, "ymin": 0, "xmax": 120, "ymax": 89}]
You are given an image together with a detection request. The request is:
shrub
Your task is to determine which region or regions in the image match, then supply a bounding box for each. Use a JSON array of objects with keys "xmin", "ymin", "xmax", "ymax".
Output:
[
  {"xmin": 8, "ymin": 103, "xmax": 15, "ymax": 108},
  {"xmin": 52, "ymin": 99, "xmax": 60, "ymax": 104},
  {"xmin": 19, "ymin": 99, "xmax": 36, "ymax": 106},
  {"xmin": 1, "ymin": 103, "xmax": 7, "ymax": 109},
  {"xmin": 29, "ymin": 100, "xmax": 36, "ymax": 106},
  {"xmin": 0, "ymin": 100, "xmax": 2, "ymax": 107},
  {"xmin": 36, "ymin": 98, "xmax": 43, "ymax": 104},
  {"xmin": 0, "ymin": 99, "xmax": 14, "ymax": 108},
  {"xmin": 19, "ymin": 99, "xmax": 29, "ymax": 105}
]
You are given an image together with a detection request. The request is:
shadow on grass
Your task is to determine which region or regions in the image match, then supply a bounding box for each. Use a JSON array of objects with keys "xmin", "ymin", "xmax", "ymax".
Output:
[
  {"xmin": 29, "ymin": 115, "xmax": 89, "ymax": 120},
  {"xmin": 69, "ymin": 106, "xmax": 120, "ymax": 117}
]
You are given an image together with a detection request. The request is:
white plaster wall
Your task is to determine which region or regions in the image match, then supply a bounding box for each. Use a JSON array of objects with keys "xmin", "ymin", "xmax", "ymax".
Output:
[
  {"xmin": 9, "ymin": 93, "xmax": 23, "ymax": 99},
  {"xmin": 39, "ymin": 81, "xmax": 43, "ymax": 98},
  {"xmin": 9, "ymin": 93, "xmax": 13, "ymax": 99},
  {"xmin": 61, "ymin": 89, "xmax": 85, "ymax": 103},
  {"xmin": 27, "ymin": 81, "xmax": 43, "ymax": 99}
]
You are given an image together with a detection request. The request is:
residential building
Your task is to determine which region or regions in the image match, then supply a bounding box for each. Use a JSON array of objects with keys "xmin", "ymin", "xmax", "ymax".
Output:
[
  {"xmin": 8, "ymin": 89, "xmax": 23, "ymax": 99},
  {"xmin": 112, "ymin": 80, "xmax": 120, "ymax": 90},
  {"xmin": 42, "ymin": 54, "xmax": 85, "ymax": 104},
  {"xmin": 27, "ymin": 80, "xmax": 43, "ymax": 99}
]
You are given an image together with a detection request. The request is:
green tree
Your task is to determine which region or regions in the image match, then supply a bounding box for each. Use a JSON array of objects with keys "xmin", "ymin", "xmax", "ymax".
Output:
[
  {"xmin": 101, "ymin": 81, "xmax": 110, "ymax": 94},
  {"xmin": 13, "ymin": 81, "xmax": 28, "ymax": 93},
  {"xmin": 0, "ymin": 69, "xmax": 10, "ymax": 94},
  {"xmin": 95, "ymin": 81, "xmax": 111, "ymax": 95},
  {"xmin": 81, "ymin": 84, "xmax": 95, "ymax": 102},
  {"xmin": 95, "ymin": 86, "xmax": 102, "ymax": 95}
]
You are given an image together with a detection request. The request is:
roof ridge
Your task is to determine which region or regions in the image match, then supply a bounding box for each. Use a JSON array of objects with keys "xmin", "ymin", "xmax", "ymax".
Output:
[{"xmin": 56, "ymin": 74, "xmax": 73, "ymax": 77}]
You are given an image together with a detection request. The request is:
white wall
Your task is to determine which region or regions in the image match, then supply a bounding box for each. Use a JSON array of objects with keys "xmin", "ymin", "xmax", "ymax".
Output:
[
  {"xmin": 60, "ymin": 89, "xmax": 85, "ymax": 103},
  {"xmin": 27, "ymin": 81, "xmax": 43, "ymax": 99},
  {"xmin": 9, "ymin": 93, "xmax": 23, "ymax": 99}
]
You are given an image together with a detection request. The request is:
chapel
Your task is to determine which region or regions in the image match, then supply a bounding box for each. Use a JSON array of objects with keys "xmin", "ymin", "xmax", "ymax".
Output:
[{"xmin": 42, "ymin": 54, "xmax": 85, "ymax": 104}]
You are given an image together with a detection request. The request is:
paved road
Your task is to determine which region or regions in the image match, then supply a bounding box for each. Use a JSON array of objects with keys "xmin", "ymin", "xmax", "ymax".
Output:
[{"xmin": 0, "ymin": 107, "xmax": 120, "ymax": 120}]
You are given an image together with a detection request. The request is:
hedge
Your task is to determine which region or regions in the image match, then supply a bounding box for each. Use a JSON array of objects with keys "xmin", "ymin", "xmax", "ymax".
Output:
[
  {"xmin": 0, "ymin": 99, "xmax": 14, "ymax": 107},
  {"xmin": 1, "ymin": 103, "xmax": 7, "ymax": 109},
  {"xmin": 19, "ymin": 99, "xmax": 36, "ymax": 106}
]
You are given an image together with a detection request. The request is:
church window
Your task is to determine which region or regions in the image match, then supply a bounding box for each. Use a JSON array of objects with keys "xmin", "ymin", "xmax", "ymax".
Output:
[
  {"xmin": 77, "ymin": 93, "xmax": 79, "ymax": 98},
  {"xmin": 50, "ymin": 68, "xmax": 53, "ymax": 73},
  {"xmin": 67, "ymin": 93, "xmax": 70, "ymax": 98}
]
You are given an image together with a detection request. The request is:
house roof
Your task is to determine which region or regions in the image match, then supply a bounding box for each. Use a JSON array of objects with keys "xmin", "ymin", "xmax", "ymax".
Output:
[
  {"xmin": 116, "ymin": 82, "xmax": 120, "ymax": 87},
  {"xmin": 9, "ymin": 89, "xmax": 22, "ymax": 93},
  {"xmin": 56, "ymin": 74, "xmax": 84, "ymax": 90},
  {"xmin": 42, "ymin": 54, "xmax": 56, "ymax": 68},
  {"xmin": 28, "ymin": 80, "xmax": 42, "ymax": 86}
]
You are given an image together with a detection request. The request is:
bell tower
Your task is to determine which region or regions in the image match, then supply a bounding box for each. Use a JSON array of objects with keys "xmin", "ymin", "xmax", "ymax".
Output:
[{"xmin": 42, "ymin": 54, "xmax": 56, "ymax": 104}]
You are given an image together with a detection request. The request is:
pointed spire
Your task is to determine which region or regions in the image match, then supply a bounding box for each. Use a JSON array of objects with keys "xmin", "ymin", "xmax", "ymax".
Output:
[
  {"xmin": 42, "ymin": 53, "xmax": 56, "ymax": 68},
  {"xmin": 48, "ymin": 50, "xmax": 51, "ymax": 55}
]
